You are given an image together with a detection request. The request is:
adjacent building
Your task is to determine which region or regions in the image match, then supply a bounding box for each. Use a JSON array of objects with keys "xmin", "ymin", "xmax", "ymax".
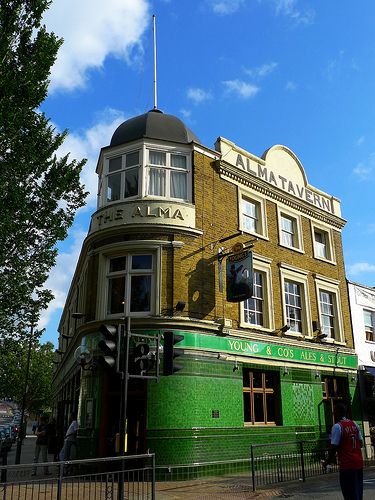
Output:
[
  {"xmin": 53, "ymin": 109, "xmax": 359, "ymax": 477},
  {"xmin": 348, "ymin": 280, "xmax": 375, "ymax": 452}
]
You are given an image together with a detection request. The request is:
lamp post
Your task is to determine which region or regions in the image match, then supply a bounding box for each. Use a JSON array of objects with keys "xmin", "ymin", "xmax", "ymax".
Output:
[{"xmin": 15, "ymin": 322, "xmax": 35, "ymax": 464}]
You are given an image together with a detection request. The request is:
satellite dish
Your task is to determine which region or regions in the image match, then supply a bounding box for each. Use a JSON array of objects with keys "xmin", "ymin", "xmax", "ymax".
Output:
[{"xmin": 74, "ymin": 346, "xmax": 92, "ymax": 367}]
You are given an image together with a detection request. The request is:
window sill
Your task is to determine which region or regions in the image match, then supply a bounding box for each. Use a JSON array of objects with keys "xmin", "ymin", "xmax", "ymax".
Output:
[
  {"xmin": 313, "ymin": 255, "xmax": 336, "ymax": 266},
  {"xmin": 240, "ymin": 228, "xmax": 269, "ymax": 241},
  {"xmin": 244, "ymin": 422, "xmax": 277, "ymax": 427},
  {"xmin": 278, "ymin": 242, "xmax": 304, "ymax": 254}
]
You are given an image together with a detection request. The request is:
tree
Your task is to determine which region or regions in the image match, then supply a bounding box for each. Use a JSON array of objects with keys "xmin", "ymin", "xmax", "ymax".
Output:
[
  {"xmin": 0, "ymin": 337, "xmax": 55, "ymax": 412},
  {"xmin": 0, "ymin": 0, "xmax": 87, "ymax": 339}
]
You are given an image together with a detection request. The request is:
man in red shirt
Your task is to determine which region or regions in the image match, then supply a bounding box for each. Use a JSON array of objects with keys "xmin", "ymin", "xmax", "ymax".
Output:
[{"xmin": 323, "ymin": 403, "xmax": 363, "ymax": 500}]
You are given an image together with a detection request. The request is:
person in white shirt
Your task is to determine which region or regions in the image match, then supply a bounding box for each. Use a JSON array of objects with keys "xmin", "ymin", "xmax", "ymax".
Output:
[{"xmin": 59, "ymin": 412, "xmax": 78, "ymax": 461}]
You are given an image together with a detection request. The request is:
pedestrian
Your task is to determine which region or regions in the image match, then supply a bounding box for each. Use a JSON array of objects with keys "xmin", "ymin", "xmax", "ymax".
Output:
[
  {"xmin": 59, "ymin": 411, "xmax": 78, "ymax": 461},
  {"xmin": 32, "ymin": 415, "xmax": 50, "ymax": 476},
  {"xmin": 322, "ymin": 403, "xmax": 363, "ymax": 500},
  {"xmin": 47, "ymin": 417, "xmax": 58, "ymax": 461},
  {"xmin": 31, "ymin": 419, "xmax": 38, "ymax": 434}
]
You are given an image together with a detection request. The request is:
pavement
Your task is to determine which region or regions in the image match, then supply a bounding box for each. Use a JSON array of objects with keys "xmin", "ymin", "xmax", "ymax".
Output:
[{"xmin": 5, "ymin": 430, "xmax": 375, "ymax": 499}]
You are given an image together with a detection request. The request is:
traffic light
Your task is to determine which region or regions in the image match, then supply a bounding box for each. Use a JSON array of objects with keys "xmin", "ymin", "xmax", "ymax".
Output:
[
  {"xmin": 163, "ymin": 331, "xmax": 184, "ymax": 376},
  {"xmin": 97, "ymin": 324, "xmax": 118, "ymax": 369},
  {"xmin": 133, "ymin": 341, "xmax": 154, "ymax": 374}
]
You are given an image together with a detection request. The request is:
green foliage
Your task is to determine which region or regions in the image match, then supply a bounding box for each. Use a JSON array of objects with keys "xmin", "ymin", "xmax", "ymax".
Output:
[
  {"xmin": 0, "ymin": 337, "xmax": 55, "ymax": 412},
  {"xmin": 0, "ymin": 0, "xmax": 88, "ymax": 338}
]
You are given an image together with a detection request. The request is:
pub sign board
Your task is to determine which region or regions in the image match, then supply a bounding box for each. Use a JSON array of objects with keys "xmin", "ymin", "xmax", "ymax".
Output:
[{"xmin": 226, "ymin": 250, "xmax": 254, "ymax": 302}]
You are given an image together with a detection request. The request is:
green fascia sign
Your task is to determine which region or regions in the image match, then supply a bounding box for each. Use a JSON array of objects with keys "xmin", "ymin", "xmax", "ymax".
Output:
[{"xmin": 141, "ymin": 330, "xmax": 358, "ymax": 370}]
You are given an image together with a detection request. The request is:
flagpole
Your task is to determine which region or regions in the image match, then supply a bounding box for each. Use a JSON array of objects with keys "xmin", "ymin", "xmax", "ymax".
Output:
[{"xmin": 152, "ymin": 14, "xmax": 157, "ymax": 109}]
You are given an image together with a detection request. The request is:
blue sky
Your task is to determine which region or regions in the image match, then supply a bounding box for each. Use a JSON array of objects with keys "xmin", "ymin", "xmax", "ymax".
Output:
[{"xmin": 39, "ymin": 0, "xmax": 375, "ymax": 344}]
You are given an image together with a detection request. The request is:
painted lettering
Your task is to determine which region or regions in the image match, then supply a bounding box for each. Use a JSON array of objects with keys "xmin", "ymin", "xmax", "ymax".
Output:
[
  {"xmin": 258, "ymin": 165, "xmax": 268, "ymax": 181},
  {"xmin": 287, "ymin": 181, "xmax": 296, "ymax": 196},
  {"xmin": 321, "ymin": 198, "xmax": 332, "ymax": 213},
  {"xmin": 313, "ymin": 193, "xmax": 322, "ymax": 208},
  {"xmin": 246, "ymin": 158, "xmax": 257, "ymax": 176},
  {"xmin": 278, "ymin": 176, "xmax": 287, "ymax": 190},
  {"xmin": 173, "ymin": 209, "xmax": 184, "ymax": 220},
  {"xmin": 305, "ymin": 189, "xmax": 313, "ymax": 203},
  {"xmin": 236, "ymin": 154, "xmax": 245, "ymax": 170},
  {"xmin": 114, "ymin": 209, "xmax": 124, "ymax": 220},
  {"xmin": 268, "ymin": 170, "xmax": 277, "ymax": 186},
  {"xmin": 158, "ymin": 207, "xmax": 171, "ymax": 218},
  {"xmin": 132, "ymin": 206, "xmax": 143, "ymax": 217},
  {"xmin": 277, "ymin": 347, "xmax": 294, "ymax": 358},
  {"xmin": 300, "ymin": 351, "xmax": 316, "ymax": 361},
  {"xmin": 296, "ymin": 184, "xmax": 304, "ymax": 199},
  {"xmin": 146, "ymin": 206, "xmax": 157, "ymax": 217}
]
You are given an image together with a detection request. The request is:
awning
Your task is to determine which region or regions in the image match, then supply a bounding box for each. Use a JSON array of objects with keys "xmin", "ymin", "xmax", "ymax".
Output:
[{"xmin": 365, "ymin": 366, "xmax": 375, "ymax": 377}]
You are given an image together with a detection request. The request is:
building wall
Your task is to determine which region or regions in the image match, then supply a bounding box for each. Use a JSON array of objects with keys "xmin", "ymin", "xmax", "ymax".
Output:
[{"xmin": 53, "ymin": 127, "xmax": 359, "ymax": 475}]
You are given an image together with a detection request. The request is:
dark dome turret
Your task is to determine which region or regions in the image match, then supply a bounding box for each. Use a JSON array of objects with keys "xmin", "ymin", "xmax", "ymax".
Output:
[{"xmin": 110, "ymin": 109, "xmax": 201, "ymax": 147}]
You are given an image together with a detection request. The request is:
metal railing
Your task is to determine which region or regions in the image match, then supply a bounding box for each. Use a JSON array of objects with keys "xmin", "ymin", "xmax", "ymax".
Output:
[
  {"xmin": 250, "ymin": 436, "xmax": 375, "ymax": 491},
  {"xmin": 0, "ymin": 453, "xmax": 155, "ymax": 500}
]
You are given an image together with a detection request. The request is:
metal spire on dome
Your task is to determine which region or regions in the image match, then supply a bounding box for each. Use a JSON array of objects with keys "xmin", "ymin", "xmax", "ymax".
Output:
[{"xmin": 152, "ymin": 15, "xmax": 158, "ymax": 110}]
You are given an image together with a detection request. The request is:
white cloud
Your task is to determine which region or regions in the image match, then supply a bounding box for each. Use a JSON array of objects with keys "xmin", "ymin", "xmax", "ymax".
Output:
[
  {"xmin": 353, "ymin": 165, "xmax": 372, "ymax": 181},
  {"xmin": 353, "ymin": 153, "xmax": 375, "ymax": 181},
  {"xmin": 180, "ymin": 108, "xmax": 192, "ymax": 120},
  {"xmin": 187, "ymin": 87, "xmax": 213, "ymax": 104},
  {"xmin": 286, "ymin": 80, "xmax": 297, "ymax": 91},
  {"xmin": 44, "ymin": 0, "xmax": 150, "ymax": 92},
  {"xmin": 208, "ymin": 0, "xmax": 245, "ymax": 15},
  {"xmin": 222, "ymin": 79, "xmax": 259, "ymax": 99},
  {"xmin": 244, "ymin": 62, "xmax": 278, "ymax": 79},
  {"xmin": 347, "ymin": 262, "xmax": 375, "ymax": 276},
  {"xmin": 272, "ymin": 0, "xmax": 315, "ymax": 25},
  {"xmin": 356, "ymin": 136, "xmax": 365, "ymax": 146}
]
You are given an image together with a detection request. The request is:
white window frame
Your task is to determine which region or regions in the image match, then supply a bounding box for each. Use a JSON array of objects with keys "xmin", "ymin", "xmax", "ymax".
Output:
[
  {"xmin": 239, "ymin": 189, "xmax": 268, "ymax": 239},
  {"xmin": 97, "ymin": 244, "xmax": 161, "ymax": 319},
  {"xmin": 280, "ymin": 263, "xmax": 311, "ymax": 337},
  {"xmin": 241, "ymin": 255, "xmax": 274, "ymax": 331},
  {"xmin": 364, "ymin": 309, "xmax": 375, "ymax": 342},
  {"xmin": 144, "ymin": 144, "xmax": 192, "ymax": 202},
  {"xmin": 311, "ymin": 221, "xmax": 336, "ymax": 264},
  {"xmin": 101, "ymin": 142, "xmax": 192, "ymax": 206},
  {"xmin": 314, "ymin": 275, "xmax": 344, "ymax": 343},
  {"xmin": 277, "ymin": 207, "xmax": 304, "ymax": 253},
  {"xmin": 105, "ymin": 149, "xmax": 142, "ymax": 203}
]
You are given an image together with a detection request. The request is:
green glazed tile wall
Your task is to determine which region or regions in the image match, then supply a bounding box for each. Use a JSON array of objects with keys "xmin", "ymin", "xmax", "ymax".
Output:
[
  {"xmin": 146, "ymin": 356, "xmax": 325, "ymax": 467},
  {"xmin": 147, "ymin": 358, "xmax": 243, "ymax": 429}
]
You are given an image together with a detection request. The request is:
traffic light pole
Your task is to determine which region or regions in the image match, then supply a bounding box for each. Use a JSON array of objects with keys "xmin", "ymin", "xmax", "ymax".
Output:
[{"xmin": 117, "ymin": 316, "xmax": 130, "ymax": 500}]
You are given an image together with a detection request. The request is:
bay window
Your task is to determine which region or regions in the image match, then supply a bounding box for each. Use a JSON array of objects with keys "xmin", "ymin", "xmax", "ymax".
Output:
[
  {"xmin": 148, "ymin": 150, "xmax": 188, "ymax": 200},
  {"xmin": 103, "ymin": 146, "xmax": 191, "ymax": 205}
]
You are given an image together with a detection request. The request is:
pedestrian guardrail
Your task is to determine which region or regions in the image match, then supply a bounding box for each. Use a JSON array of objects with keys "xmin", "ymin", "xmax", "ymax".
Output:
[
  {"xmin": 0, "ymin": 453, "xmax": 155, "ymax": 500},
  {"xmin": 250, "ymin": 436, "xmax": 375, "ymax": 492}
]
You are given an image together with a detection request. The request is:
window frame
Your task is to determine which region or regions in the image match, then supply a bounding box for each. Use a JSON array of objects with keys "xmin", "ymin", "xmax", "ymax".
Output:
[
  {"xmin": 98, "ymin": 244, "xmax": 161, "ymax": 319},
  {"xmin": 241, "ymin": 255, "xmax": 274, "ymax": 331},
  {"xmin": 314, "ymin": 275, "xmax": 344, "ymax": 343},
  {"xmin": 311, "ymin": 221, "xmax": 336, "ymax": 264},
  {"xmin": 145, "ymin": 146, "xmax": 192, "ymax": 202},
  {"xmin": 106, "ymin": 149, "xmax": 142, "ymax": 203},
  {"xmin": 101, "ymin": 142, "xmax": 192, "ymax": 206},
  {"xmin": 364, "ymin": 309, "xmax": 375, "ymax": 342},
  {"xmin": 280, "ymin": 264, "xmax": 312, "ymax": 337},
  {"xmin": 277, "ymin": 207, "xmax": 304, "ymax": 253},
  {"xmin": 239, "ymin": 189, "xmax": 268, "ymax": 239},
  {"xmin": 243, "ymin": 368, "xmax": 279, "ymax": 426}
]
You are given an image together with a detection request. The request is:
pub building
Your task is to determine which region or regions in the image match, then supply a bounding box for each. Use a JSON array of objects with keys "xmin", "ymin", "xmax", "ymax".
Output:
[{"xmin": 53, "ymin": 108, "xmax": 359, "ymax": 477}]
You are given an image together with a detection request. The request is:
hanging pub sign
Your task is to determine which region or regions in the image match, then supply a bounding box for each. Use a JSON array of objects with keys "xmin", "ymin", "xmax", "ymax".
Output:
[{"xmin": 226, "ymin": 248, "xmax": 254, "ymax": 302}]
